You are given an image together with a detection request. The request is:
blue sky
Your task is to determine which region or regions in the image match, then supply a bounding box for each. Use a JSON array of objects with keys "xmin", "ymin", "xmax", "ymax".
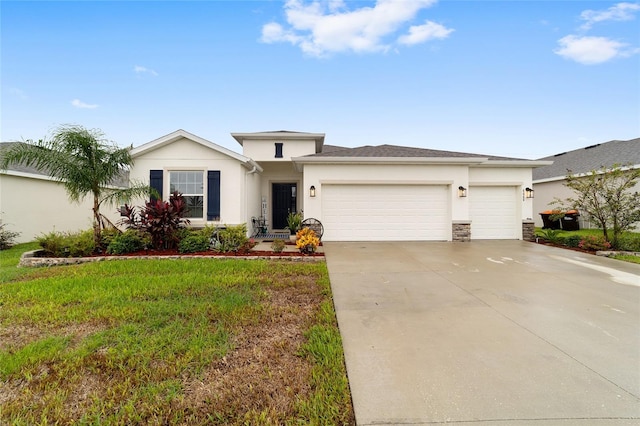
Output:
[{"xmin": 2, "ymin": 0, "xmax": 639, "ymax": 159}]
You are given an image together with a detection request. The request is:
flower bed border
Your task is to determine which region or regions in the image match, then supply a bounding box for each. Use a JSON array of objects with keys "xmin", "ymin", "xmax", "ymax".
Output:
[{"xmin": 19, "ymin": 250, "xmax": 325, "ymax": 268}]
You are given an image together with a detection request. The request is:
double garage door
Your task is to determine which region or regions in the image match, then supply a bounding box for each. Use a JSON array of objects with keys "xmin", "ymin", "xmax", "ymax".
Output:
[
  {"xmin": 321, "ymin": 184, "xmax": 450, "ymax": 241},
  {"xmin": 321, "ymin": 184, "xmax": 520, "ymax": 241}
]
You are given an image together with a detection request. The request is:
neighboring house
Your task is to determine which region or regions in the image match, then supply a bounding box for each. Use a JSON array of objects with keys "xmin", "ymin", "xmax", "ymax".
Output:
[
  {"xmin": 532, "ymin": 138, "xmax": 640, "ymax": 229},
  {"xmin": 0, "ymin": 142, "xmax": 124, "ymax": 243},
  {"xmin": 130, "ymin": 129, "xmax": 550, "ymax": 241}
]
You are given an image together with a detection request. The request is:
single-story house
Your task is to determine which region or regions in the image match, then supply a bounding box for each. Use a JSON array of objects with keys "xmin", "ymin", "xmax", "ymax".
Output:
[
  {"xmin": 533, "ymin": 138, "xmax": 640, "ymax": 229},
  {"xmin": 129, "ymin": 129, "xmax": 551, "ymax": 241}
]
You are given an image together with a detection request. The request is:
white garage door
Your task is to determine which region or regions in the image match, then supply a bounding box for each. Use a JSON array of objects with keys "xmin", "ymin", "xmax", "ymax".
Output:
[
  {"xmin": 321, "ymin": 184, "xmax": 449, "ymax": 241},
  {"xmin": 469, "ymin": 186, "xmax": 519, "ymax": 239}
]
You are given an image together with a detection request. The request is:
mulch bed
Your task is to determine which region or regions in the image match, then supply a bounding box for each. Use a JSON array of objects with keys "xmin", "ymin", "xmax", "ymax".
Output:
[{"xmin": 87, "ymin": 249, "xmax": 324, "ymax": 258}]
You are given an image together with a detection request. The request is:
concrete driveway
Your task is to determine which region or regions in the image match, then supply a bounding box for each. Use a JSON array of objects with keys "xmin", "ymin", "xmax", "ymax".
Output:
[{"xmin": 324, "ymin": 241, "xmax": 640, "ymax": 425}]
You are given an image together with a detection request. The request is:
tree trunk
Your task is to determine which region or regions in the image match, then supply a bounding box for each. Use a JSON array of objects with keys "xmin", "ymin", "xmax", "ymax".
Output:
[{"xmin": 93, "ymin": 194, "xmax": 101, "ymax": 250}]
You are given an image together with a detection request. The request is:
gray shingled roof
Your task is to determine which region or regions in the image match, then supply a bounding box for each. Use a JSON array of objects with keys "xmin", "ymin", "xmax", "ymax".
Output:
[
  {"xmin": 313, "ymin": 143, "xmax": 524, "ymax": 160},
  {"xmin": 1, "ymin": 141, "xmax": 130, "ymax": 187},
  {"xmin": 0, "ymin": 142, "xmax": 47, "ymax": 175},
  {"xmin": 533, "ymin": 138, "xmax": 640, "ymax": 181}
]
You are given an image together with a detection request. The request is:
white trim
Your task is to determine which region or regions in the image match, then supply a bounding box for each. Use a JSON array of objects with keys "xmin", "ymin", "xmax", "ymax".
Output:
[
  {"xmin": 472, "ymin": 160, "xmax": 553, "ymax": 168},
  {"xmin": 1, "ymin": 169, "xmax": 126, "ymax": 189},
  {"xmin": 320, "ymin": 179, "xmax": 453, "ymax": 185},
  {"xmin": 1, "ymin": 169, "xmax": 57, "ymax": 181},
  {"xmin": 294, "ymin": 156, "xmax": 487, "ymax": 165},
  {"xmin": 470, "ymin": 181, "xmax": 523, "ymax": 186},
  {"xmin": 131, "ymin": 129, "xmax": 256, "ymax": 167}
]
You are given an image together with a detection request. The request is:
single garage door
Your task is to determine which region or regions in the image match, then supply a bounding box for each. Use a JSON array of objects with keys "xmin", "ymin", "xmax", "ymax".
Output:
[
  {"xmin": 469, "ymin": 186, "xmax": 519, "ymax": 239},
  {"xmin": 321, "ymin": 184, "xmax": 449, "ymax": 241}
]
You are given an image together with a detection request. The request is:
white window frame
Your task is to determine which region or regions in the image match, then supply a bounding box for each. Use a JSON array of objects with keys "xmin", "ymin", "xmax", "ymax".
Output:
[{"xmin": 168, "ymin": 170, "xmax": 205, "ymax": 220}]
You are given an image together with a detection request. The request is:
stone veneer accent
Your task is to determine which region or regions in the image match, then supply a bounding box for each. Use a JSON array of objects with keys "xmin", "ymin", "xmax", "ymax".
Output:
[
  {"xmin": 452, "ymin": 221, "xmax": 471, "ymax": 242},
  {"xmin": 522, "ymin": 220, "xmax": 535, "ymax": 242}
]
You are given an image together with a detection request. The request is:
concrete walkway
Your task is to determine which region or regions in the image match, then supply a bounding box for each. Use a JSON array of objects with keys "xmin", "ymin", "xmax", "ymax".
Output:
[{"xmin": 324, "ymin": 241, "xmax": 640, "ymax": 425}]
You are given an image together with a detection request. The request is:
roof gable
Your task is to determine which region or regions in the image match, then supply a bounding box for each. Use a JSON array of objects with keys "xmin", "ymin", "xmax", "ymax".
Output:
[
  {"xmin": 131, "ymin": 129, "xmax": 252, "ymax": 164},
  {"xmin": 533, "ymin": 138, "xmax": 640, "ymax": 181}
]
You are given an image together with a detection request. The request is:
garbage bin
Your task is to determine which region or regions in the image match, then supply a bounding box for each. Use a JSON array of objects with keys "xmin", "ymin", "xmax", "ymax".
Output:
[
  {"xmin": 540, "ymin": 210, "xmax": 562, "ymax": 229},
  {"xmin": 561, "ymin": 210, "xmax": 580, "ymax": 231}
]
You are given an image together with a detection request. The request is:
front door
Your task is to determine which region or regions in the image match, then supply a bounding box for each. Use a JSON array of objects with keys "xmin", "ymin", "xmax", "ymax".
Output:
[{"xmin": 272, "ymin": 183, "xmax": 297, "ymax": 229}]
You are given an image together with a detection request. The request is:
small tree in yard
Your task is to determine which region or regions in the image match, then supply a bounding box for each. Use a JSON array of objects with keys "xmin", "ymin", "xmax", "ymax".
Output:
[
  {"xmin": 0, "ymin": 125, "xmax": 151, "ymax": 249},
  {"xmin": 553, "ymin": 165, "xmax": 640, "ymax": 248}
]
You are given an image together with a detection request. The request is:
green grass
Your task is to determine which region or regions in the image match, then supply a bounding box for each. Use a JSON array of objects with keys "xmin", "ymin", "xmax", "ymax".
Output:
[
  {"xmin": 609, "ymin": 254, "xmax": 640, "ymax": 264},
  {"xmin": 0, "ymin": 242, "xmax": 39, "ymax": 283},
  {"xmin": 0, "ymin": 252, "xmax": 354, "ymax": 425}
]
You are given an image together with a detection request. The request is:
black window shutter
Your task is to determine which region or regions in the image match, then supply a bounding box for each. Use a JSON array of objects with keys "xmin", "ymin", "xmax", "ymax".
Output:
[
  {"xmin": 149, "ymin": 170, "xmax": 163, "ymax": 201},
  {"xmin": 207, "ymin": 170, "xmax": 221, "ymax": 220}
]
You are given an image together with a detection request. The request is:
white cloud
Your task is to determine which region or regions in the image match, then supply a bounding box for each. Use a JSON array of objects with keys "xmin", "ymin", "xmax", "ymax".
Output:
[
  {"xmin": 71, "ymin": 99, "xmax": 99, "ymax": 109},
  {"xmin": 261, "ymin": 0, "xmax": 450, "ymax": 56},
  {"xmin": 134, "ymin": 65, "xmax": 158, "ymax": 76},
  {"xmin": 580, "ymin": 2, "xmax": 640, "ymax": 30},
  {"xmin": 555, "ymin": 3, "xmax": 640, "ymax": 64},
  {"xmin": 398, "ymin": 20, "xmax": 453, "ymax": 45},
  {"xmin": 554, "ymin": 35, "xmax": 638, "ymax": 64}
]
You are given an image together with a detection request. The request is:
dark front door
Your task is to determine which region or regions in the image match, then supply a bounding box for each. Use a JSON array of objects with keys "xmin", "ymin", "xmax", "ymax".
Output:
[{"xmin": 272, "ymin": 183, "xmax": 297, "ymax": 229}]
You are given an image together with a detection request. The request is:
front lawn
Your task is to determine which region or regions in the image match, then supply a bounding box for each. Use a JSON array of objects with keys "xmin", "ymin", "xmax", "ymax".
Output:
[{"xmin": 0, "ymin": 244, "xmax": 353, "ymax": 425}]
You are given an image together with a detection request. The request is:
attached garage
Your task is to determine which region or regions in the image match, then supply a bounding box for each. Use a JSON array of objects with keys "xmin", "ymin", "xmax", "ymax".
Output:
[
  {"xmin": 469, "ymin": 186, "xmax": 520, "ymax": 239},
  {"xmin": 321, "ymin": 184, "xmax": 450, "ymax": 241}
]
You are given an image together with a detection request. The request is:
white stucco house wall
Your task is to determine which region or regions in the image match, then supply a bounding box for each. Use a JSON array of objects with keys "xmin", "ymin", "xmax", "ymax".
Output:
[
  {"xmin": 130, "ymin": 129, "xmax": 551, "ymax": 242},
  {"xmin": 533, "ymin": 138, "xmax": 640, "ymax": 229},
  {"xmin": 0, "ymin": 142, "xmax": 122, "ymax": 243}
]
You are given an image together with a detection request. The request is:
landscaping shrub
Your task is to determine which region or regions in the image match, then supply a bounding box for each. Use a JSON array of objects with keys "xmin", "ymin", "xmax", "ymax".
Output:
[
  {"xmin": 199, "ymin": 224, "xmax": 219, "ymax": 241},
  {"xmin": 106, "ymin": 229, "xmax": 150, "ymax": 254},
  {"xmin": 536, "ymin": 228, "xmax": 562, "ymax": 244},
  {"xmin": 271, "ymin": 239, "xmax": 286, "ymax": 253},
  {"xmin": 563, "ymin": 235, "xmax": 582, "ymax": 248},
  {"xmin": 37, "ymin": 230, "xmax": 95, "ymax": 257},
  {"xmin": 615, "ymin": 234, "xmax": 640, "ymax": 252},
  {"xmin": 99, "ymin": 226, "xmax": 121, "ymax": 250},
  {"xmin": 178, "ymin": 234, "xmax": 210, "ymax": 253},
  {"xmin": 216, "ymin": 224, "xmax": 250, "ymax": 252},
  {"xmin": 119, "ymin": 191, "xmax": 190, "ymax": 249},
  {"xmin": 578, "ymin": 235, "xmax": 611, "ymax": 251},
  {"xmin": 0, "ymin": 220, "xmax": 20, "ymax": 250},
  {"xmin": 67, "ymin": 229, "xmax": 96, "ymax": 257},
  {"xmin": 296, "ymin": 228, "xmax": 320, "ymax": 253}
]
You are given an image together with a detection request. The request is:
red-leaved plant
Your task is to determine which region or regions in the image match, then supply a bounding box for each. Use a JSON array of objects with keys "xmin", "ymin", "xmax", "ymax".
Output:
[{"xmin": 119, "ymin": 191, "xmax": 190, "ymax": 249}]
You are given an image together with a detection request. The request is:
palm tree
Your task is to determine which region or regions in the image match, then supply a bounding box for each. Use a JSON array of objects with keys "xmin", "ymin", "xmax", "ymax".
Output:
[{"xmin": 0, "ymin": 125, "xmax": 152, "ymax": 248}]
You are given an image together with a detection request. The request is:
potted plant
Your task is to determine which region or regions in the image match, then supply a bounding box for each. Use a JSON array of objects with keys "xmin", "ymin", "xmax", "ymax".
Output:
[{"xmin": 286, "ymin": 212, "xmax": 303, "ymax": 242}]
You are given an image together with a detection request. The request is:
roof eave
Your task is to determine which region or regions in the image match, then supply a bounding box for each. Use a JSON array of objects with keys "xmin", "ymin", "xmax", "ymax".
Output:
[
  {"xmin": 292, "ymin": 156, "xmax": 490, "ymax": 165},
  {"xmin": 473, "ymin": 160, "xmax": 554, "ymax": 168}
]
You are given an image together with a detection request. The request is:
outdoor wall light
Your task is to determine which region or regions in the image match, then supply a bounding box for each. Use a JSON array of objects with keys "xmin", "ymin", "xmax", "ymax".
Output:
[
  {"xmin": 310, "ymin": 185, "xmax": 316, "ymax": 198},
  {"xmin": 458, "ymin": 186, "xmax": 467, "ymax": 198},
  {"xmin": 524, "ymin": 187, "xmax": 534, "ymax": 199}
]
